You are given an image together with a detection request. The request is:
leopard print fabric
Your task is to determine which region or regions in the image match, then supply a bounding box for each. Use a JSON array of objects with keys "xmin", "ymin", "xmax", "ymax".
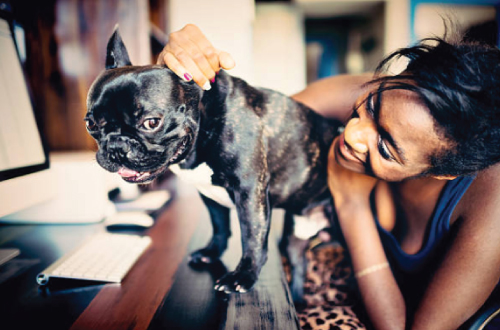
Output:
[{"xmin": 294, "ymin": 242, "xmax": 367, "ymax": 330}]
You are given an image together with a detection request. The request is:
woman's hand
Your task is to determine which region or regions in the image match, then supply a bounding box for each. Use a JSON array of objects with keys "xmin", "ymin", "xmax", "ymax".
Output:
[
  {"xmin": 327, "ymin": 137, "xmax": 378, "ymax": 208},
  {"xmin": 157, "ymin": 24, "xmax": 236, "ymax": 90}
]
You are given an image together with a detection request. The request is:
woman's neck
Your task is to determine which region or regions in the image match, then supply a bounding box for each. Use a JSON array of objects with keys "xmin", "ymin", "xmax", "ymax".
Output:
[{"xmin": 391, "ymin": 177, "xmax": 448, "ymax": 208}]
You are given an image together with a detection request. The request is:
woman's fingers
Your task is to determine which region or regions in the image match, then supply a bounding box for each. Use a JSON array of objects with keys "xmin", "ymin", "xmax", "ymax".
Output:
[
  {"xmin": 183, "ymin": 24, "xmax": 221, "ymax": 74},
  {"xmin": 218, "ymin": 51, "xmax": 236, "ymax": 70},
  {"xmin": 166, "ymin": 40, "xmax": 213, "ymax": 89},
  {"xmin": 158, "ymin": 24, "xmax": 235, "ymax": 90},
  {"xmin": 162, "ymin": 52, "xmax": 194, "ymax": 82},
  {"xmin": 170, "ymin": 28, "xmax": 216, "ymax": 83},
  {"xmin": 184, "ymin": 26, "xmax": 235, "ymax": 72}
]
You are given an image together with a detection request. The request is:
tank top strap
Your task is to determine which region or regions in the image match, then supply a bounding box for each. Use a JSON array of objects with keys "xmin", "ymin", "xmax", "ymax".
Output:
[{"xmin": 431, "ymin": 175, "xmax": 476, "ymax": 238}]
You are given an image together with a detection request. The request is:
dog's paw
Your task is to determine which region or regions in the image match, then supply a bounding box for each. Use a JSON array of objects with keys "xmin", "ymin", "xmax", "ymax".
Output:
[
  {"xmin": 189, "ymin": 248, "xmax": 219, "ymax": 266},
  {"xmin": 213, "ymin": 270, "xmax": 257, "ymax": 293}
]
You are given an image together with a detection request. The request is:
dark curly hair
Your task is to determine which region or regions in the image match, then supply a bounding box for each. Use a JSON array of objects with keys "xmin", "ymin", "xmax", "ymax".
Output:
[{"xmin": 368, "ymin": 37, "xmax": 500, "ymax": 177}]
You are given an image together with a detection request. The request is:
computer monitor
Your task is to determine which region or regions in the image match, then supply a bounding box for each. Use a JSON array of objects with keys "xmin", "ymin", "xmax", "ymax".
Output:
[{"xmin": 0, "ymin": 7, "xmax": 55, "ymax": 218}]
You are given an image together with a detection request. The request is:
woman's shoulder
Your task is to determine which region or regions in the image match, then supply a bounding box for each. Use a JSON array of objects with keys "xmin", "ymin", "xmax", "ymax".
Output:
[{"xmin": 453, "ymin": 163, "xmax": 500, "ymax": 226}]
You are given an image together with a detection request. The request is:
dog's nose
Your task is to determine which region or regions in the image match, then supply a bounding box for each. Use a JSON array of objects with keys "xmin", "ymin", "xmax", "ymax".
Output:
[{"xmin": 106, "ymin": 135, "xmax": 131, "ymax": 161}]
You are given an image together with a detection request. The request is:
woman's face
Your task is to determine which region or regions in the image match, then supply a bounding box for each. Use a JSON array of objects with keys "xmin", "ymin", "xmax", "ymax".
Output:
[{"xmin": 333, "ymin": 87, "xmax": 448, "ymax": 182}]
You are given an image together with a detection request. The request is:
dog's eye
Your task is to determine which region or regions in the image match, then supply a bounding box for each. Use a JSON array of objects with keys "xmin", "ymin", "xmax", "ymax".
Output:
[
  {"xmin": 141, "ymin": 118, "xmax": 162, "ymax": 131},
  {"xmin": 85, "ymin": 118, "xmax": 97, "ymax": 131}
]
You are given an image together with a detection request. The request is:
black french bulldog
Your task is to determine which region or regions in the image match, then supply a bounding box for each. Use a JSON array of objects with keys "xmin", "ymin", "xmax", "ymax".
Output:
[{"xmin": 85, "ymin": 29, "xmax": 342, "ymax": 297}]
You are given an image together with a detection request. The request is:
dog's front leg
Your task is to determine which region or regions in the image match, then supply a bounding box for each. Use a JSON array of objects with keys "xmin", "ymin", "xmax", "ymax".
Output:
[
  {"xmin": 190, "ymin": 193, "xmax": 231, "ymax": 265},
  {"xmin": 214, "ymin": 182, "xmax": 271, "ymax": 293}
]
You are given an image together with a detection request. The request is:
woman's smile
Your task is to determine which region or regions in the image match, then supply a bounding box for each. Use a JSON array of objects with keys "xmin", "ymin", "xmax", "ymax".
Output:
[
  {"xmin": 338, "ymin": 133, "xmax": 364, "ymax": 165},
  {"xmin": 334, "ymin": 134, "xmax": 367, "ymax": 175}
]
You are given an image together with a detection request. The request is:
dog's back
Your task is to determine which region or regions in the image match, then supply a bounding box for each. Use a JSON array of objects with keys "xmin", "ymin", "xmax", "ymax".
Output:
[{"xmin": 203, "ymin": 71, "xmax": 341, "ymax": 214}]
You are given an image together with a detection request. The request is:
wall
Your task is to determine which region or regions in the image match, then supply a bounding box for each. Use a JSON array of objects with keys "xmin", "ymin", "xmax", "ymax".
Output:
[
  {"xmin": 253, "ymin": 3, "xmax": 306, "ymax": 95},
  {"xmin": 414, "ymin": 3, "xmax": 497, "ymax": 40},
  {"xmin": 384, "ymin": 0, "xmax": 411, "ymax": 55}
]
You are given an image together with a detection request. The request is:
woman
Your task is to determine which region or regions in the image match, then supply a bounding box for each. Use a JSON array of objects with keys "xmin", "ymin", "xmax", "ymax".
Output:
[{"xmin": 158, "ymin": 24, "xmax": 500, "ymax": 330}]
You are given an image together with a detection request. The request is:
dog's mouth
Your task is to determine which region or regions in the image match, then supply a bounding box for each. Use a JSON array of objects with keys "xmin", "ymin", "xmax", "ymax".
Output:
[
  {"xmin": 168, "ymin": 135, "xmax": 190, "ymax": 164},
  {"xmin": 116, "ymin": 136, "xmax": 192, "ymax": 183},
  {"xmin": 117, "ymin": 166, "xmax": 164, "ymax": 183}
]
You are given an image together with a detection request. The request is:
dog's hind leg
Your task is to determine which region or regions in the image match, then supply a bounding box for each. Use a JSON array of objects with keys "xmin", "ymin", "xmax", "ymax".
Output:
[
  {"xmin": 279, "ymin": 211, "xmax": 308, "ymax": 302},
  {"xmin": 189, "ymin": 193, "xmax": 231, "ymax": 265},
  {"xmin": 285, "ymin": 222, "xmax": 309, "ymax": 307},
  {"xmin": 283, "ymin": 206, "xmax": 331, "ymax": 306}
]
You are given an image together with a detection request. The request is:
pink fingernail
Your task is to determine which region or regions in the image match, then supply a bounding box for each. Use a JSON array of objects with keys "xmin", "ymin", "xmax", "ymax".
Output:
[
  {"xmin": 183, "ymin": 73, "xmax": 193, "ymax": 81},
  {"xmin": 210, "ymin": 77, "xmax": 215, "ymax": 83}
]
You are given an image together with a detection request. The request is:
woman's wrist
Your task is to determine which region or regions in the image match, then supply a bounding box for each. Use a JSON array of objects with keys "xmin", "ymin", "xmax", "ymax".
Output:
[
  {"xmin": 333, "ymin": 193, "xmax": 371, "ymax": 215},
  {"xmin": 334, "ymin": 197, "xmax": 373, "ymax": 229}
]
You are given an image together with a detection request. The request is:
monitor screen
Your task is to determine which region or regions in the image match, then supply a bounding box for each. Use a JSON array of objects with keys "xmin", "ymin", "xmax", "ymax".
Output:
[
  {"xmin": 0, "ymin": 15, "xmax": 48, "ymax": 182},
  {"xmin": 0, "ymin": 9, "xmax": 53, "ymax": 219}
]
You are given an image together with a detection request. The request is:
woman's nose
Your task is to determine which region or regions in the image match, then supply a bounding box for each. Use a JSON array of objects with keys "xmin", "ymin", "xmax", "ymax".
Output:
[{"xmin": 344, "ymin": 117, "xmax": 374, "ymax": 154}]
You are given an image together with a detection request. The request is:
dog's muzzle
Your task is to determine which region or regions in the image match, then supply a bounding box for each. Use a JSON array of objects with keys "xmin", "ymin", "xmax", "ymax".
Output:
[{"xmin": 103, "ymin": 133, "xmax": 145, "ymax": 164}]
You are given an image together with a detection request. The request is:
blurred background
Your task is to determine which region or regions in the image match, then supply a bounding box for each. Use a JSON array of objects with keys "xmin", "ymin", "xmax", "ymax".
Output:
[{"xmin": 7, "ymin": 0, "xmax": 500, "ymax": 154}]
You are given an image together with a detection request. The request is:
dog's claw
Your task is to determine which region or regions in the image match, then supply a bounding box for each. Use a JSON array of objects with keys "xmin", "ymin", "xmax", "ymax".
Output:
[
  {"xmin": 235, "ymin": 285, "xmax": 247, "ymax": 293},
  {"xmin": 189, "ymin": 248, "xmax": 222, "ymax": 266},
  {"xmin": 214, "ymin": 270, "xmax": 257, "ymax": 294}
]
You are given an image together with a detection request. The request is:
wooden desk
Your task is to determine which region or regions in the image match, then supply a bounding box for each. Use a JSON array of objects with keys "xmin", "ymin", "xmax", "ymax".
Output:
[{"xmin": 0, "ymin": 183, "xmax": 299, "ymax": 330}]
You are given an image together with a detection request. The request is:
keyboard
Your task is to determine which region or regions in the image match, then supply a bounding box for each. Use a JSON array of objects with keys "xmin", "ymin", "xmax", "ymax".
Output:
[{"xmin": 36, "ymin": 233, "xmax": 152, "ymax": 285}]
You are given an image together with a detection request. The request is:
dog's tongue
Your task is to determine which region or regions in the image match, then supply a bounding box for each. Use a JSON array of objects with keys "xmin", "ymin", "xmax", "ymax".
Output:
[{"xmin": 118, "ymin": 167, "xmax": 139, "ymax": 178}]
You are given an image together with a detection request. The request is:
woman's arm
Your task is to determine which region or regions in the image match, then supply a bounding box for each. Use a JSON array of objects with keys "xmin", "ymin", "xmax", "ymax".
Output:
[
  {"xmin": 327, "ymin": 143, "xmax": 407, "ymax": 330},
  {"xmin": 291, "ymin": 73, "xmax": 373, "ymax": 122},
  {"xmin": 337, "ymin": 202, "xmax": 407, "ymax": 330}
]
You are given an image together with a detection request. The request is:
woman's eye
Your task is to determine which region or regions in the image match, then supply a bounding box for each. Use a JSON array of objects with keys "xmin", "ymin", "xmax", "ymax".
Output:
[
  {"xmin": 378, "ymin": 136, "xmax": 394, "ymax": 161},
  {"xmin": 85, "ymin": 118, "xmax": 97, "ymax": 131},
  {"xmin": 142, "ymin": 118, "xmax": 162, "ymax": 131},
  {"xmin": 365, "ymin": 93, "xmax": 375, "ymax": 116}
]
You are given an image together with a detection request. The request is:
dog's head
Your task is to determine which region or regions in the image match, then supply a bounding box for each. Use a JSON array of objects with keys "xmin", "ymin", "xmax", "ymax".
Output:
[{"xmin": 85, "ymin": 28, "xmax": 201, "ymax": 183}]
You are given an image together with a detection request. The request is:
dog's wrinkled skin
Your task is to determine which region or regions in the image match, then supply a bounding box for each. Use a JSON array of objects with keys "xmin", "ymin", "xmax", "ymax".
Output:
[{"xmin": 86, "ymin": 30, "xmax": 342, "ymax": 297}]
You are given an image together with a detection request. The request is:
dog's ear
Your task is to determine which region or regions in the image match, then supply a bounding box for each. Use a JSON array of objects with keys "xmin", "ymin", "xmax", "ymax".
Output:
[{"xmin": 105, "ymin": 26, "xmax": 132, "ymax": 69}]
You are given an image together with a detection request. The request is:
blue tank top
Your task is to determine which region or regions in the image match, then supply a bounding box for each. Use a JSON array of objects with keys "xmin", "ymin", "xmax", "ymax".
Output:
[
  {"xmin": 370, "ymin": 176, "xmax": 475, "ymax": 309},
  {"xmin": 373, "ymin": 176, "xmax": 475, "ymax": 274}
]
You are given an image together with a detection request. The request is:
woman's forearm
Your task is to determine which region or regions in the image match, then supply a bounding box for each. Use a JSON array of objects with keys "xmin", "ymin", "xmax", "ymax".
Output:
[
  {"xmin": 336, "ymin": 201, "xmax": 406, "ymax": 330},
  {"xmin": 291, "ymin": 73, "xmax": 373, "ymax": 122}
]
